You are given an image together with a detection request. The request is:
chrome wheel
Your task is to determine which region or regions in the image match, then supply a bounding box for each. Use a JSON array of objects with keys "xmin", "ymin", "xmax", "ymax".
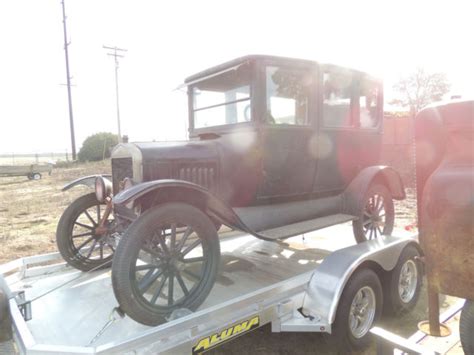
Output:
[
  {"xmin": 398, "ymin": 259, "xmax": 418, "ymax": 303},
  {"xmin": 349, "ymin": 286, "xmax": 376, "ymax": 339}
]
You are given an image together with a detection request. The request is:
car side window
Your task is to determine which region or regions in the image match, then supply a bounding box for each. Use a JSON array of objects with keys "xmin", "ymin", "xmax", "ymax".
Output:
[
  {"xmin": 323, "ymin": 71, "xmax": 355, "ymax": 128},
  {"xmin": 359, "ymin": 77, "xmax": 380, "ymax": 129},
  {"xmin": 265, "ymin": 66, "xmax": 312, "ymax": 126}
]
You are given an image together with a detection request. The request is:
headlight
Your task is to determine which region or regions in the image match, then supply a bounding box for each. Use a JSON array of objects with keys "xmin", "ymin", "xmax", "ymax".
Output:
[{"xmin": 95, "ymin": 176, "xmax": 112, "ymax": 202}]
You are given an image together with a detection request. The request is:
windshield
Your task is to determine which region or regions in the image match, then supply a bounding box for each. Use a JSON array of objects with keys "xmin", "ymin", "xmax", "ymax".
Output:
[{"xmin": 192, "ymin": 64, "xmax": 251, "ymax": 129}]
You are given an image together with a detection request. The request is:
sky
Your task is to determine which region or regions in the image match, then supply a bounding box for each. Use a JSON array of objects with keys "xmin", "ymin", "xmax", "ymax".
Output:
[{"xmin": 0, "ymin": 0, "xmax": 473, "ymax": 154}]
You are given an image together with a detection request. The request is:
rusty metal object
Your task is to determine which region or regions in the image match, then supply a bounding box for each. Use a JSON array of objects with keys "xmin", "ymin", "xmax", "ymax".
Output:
[
  {"xmin": 415, "ymin": 100, "xmax": 474, "ymax": 335},
  {"xmin": 94, "ymin": 197, "xmax": 113, "ymax": 236},
  {"xmin": 417, "ymin": 320, "xmax": 451, "ymax": 337}
]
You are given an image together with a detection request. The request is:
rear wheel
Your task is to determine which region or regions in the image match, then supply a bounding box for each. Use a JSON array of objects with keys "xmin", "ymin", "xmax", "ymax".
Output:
[
  {"xmin": 384, "ymin": 245, "xmax": 422, "ymax": 315},
  {"xmin": 56, "ymin": 193, "xmax": 116, "ymax": 271},
  {"xmin": 112, "ymin": 203, "xmax": 220, "ymax": 326},
  {"xmin": 32, "ymin": 173, "xmax": 41, "ymax": 180},
  {"xmin": 329, "ymin": 269, "xmax": 383, "ymax": 352},
  {"xmin": 353, "ymin": 184, "xmax": 394, "ymax": 243}
]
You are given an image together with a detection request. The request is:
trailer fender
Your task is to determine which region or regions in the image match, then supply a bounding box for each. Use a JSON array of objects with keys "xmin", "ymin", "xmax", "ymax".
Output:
[
  {"xmin": 301, "ymin": 235, "xmax": 418, "ymax": 331},
  {"xmin": 62, "ymin": 174, "xmax": 112, "ymax": 192},
  {"xmin": 112, "ymin": 179, "xmax": 253, "ymax": 234},
  {"xmin": 343, "ymin": 166, "xmax": 405, "ymax": 216}
]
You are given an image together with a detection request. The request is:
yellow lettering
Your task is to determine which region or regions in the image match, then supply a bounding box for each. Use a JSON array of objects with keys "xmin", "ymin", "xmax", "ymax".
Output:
[
  {"xmin": 233, "ymin": 321, "xmax": 248, "ymax": 334},
  {"xmin": 194, "ymin": 337, "xmax": 210, "ymax": 352},
  {"xmin": 220, "ymin": 327, "xmax": 233, "ymax": 340},
  {"xmin": 246, "ymin": 316, "xmax": 259, "ymax": 330},
  {"xmin": 210, "ymin": 334, "xmax": 221, "ymax": 345},
  {"xmin": 193, "ymin": 316, "xmax": 260, "ymax": 354}
]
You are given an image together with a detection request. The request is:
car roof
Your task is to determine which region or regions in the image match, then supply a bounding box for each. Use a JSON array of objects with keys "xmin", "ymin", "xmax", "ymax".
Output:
[
  {"xmin": 184, "ymin": 54, "xmax": 379, "ymax": 85},
  {"xmin": 184, "ymin": 55, "xmax": 319, "ymax": 84}
]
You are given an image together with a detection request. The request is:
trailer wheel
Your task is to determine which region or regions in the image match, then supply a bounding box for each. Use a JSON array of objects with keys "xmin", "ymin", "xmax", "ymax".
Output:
[
  {"xmin": 460, "ymin": 300, "xmax": 474, "ymax": 354},
  {"xmin": 329, "ymin": 269, "xmax": 382, "ymax": 352},
  {"xmin": 112, "ymin": 203, "xmax": 220, "ymax": 326},
  {"xmin": 384, "ymin": 245, "xmax": 422, "ymax": 315},
  {"xmin": 353, "ymin": 184, "xmax": 394, "ymax": 243},
  {"xmin": 32, "ymin": 173, "xmax": 41, "ymax": 180},
  {"xmin": 56, "ymin": 193, "xmax": 116, "ymax": 271}
]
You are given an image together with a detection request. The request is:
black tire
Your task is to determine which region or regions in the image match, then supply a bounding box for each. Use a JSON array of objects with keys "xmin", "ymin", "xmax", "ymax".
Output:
[
  {"xmin": 384, "ymin": 245, "xmax": 422, "ymax": 316},
  {"xmin": 112, "ymin": 203, "xmax": 220, "ymax": 326},
  {"xmin": 353, "ymin": 183, "xmax": 395, "ymax": 243},
  {"xmin": 460, "ymin": 300, "xmax": 474, "ymax": 355},
  {"xmin": 329, "ymin": 269, "xmax": 383, "ymax": 352},
  {"xmin": 32, "ymin": 173, "xmax": 41, "ymax": 180},
  {"xmin": 56, "ymin": 193, "xmax": 116, "ymax": 271}
]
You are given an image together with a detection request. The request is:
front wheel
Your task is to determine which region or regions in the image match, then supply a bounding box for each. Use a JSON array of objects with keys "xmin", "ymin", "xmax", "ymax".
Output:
[
  {"xmin": 353, "ymin": 184, "xmax": 395, "ymax": 243},
  {"xmin": 329, "ymin": 269, "xmax": 383, "ymax": 352},
  {"xmin": 111, "ymin": 203, "xmax": 220, "ymax": 326},
  {"xmin": 56, "ymin": 193, "xmax": 117, "ymax": 271}
]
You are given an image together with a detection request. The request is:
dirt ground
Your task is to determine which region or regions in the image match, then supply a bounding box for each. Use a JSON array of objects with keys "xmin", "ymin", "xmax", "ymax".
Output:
[
  {"xmin": 0, "ymin": 161, "xmax": 110, "ymax": 264},
  {"xmin": 0, "ymin": 161, "xmax": 458, "ymax": 353}
]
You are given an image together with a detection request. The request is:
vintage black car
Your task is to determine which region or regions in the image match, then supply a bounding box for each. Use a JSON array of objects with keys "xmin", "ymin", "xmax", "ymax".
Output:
[{"xmin": 57, "ymin": 55, "xmax": 405, "ymax": 325}]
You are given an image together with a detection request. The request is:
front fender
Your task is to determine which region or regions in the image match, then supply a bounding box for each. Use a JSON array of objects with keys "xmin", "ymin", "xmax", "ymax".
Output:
[
  {"xmin": 113, "ymin": 179, "xmax": 253, "ymax": 235},
  {"xmin": 343, "ymin": 165, "xmax": 405, "ymax": 216},
  {"xmin": 62, "ymin": 174, "xmax": 112, "ymax": 192}
]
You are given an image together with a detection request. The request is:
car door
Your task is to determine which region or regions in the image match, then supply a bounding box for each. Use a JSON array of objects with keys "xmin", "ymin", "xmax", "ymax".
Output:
[
  {"xmin": 312, "ymin": 66, "xmax": 383, "ymax": 194},
  {"xmin": 257, "ymin": 63, "xmax": 317, "ymax": 201}
]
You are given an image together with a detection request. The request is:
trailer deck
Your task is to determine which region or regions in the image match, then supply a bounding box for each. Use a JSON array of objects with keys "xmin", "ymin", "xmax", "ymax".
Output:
[{"xmin": 1, "ymin": 224, "xmax": 414, "ymax": 354}]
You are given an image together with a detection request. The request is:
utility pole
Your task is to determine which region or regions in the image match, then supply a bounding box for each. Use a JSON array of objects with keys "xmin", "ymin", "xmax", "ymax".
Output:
[
  {"xmin": 103, "ymin": 45, "xmax": 127, "ymax": 143},
  {"xmin": 61, "ymin": 0, "xmax": 76, "ymax": 160}
]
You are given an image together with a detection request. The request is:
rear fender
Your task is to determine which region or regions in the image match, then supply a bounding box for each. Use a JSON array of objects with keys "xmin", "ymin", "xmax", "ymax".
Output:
[
  {"xmin": 112, "ymin": 179, "xmax": 254, "ymax": 235},
  {"xmin": 343, "ymin": 166, "xmax": 405, "ymax": 216},
  {"xmin": 62, "ymin": 175, "xmax": 112, "ymax": 192}
]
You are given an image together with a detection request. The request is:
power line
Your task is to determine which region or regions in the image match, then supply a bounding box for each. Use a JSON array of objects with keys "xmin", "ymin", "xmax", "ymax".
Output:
[
  {"xmin": 103, "ymin": 45, "xmax": 127, "ymax": 143},
  {"xmin": 61, "ymin": 0, "xmax": 76, "ymax": 160}
]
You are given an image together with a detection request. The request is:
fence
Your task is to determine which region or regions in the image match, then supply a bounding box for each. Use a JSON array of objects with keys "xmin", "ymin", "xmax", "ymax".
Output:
[{"xmin": 0, "ymin": 152, "xmax": 69, "ymax": 165}]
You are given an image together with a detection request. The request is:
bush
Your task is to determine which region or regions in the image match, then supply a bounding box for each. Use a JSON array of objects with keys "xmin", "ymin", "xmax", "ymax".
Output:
[{"xmin": 78, "ymin": 132, "xmax": 119, "ymax": 162}]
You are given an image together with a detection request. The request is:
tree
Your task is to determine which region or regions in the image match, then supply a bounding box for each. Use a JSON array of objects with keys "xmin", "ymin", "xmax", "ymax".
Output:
[
  {"xmin": 391, "ymin": 68, "xmax": 450, "ymax": 114},
  {"xmin": 78, "ymin": 132, "xmax": 119, "ymax": 162}
]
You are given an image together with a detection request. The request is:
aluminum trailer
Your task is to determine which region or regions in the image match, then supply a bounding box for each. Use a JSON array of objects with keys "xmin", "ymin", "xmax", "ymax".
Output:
[{"xmin": 0, "ymin": 225, "xmax": 419, "ymax": 354}]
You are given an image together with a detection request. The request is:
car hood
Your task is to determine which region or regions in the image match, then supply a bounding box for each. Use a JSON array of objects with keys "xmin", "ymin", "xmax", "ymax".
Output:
[{"xmin": 131, "ymin": 140, "xmax": 219, "ymax": 162}]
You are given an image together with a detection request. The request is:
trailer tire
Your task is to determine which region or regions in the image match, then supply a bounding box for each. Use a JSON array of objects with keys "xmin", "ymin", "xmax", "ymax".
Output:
[
  {"xmin": 384, "ymin": 245, "xmax": 422, "ymax": 315},
  {"xmin": 329, "ymin": 268, "xmax": 382, "ymax": 352},
  {"xmin": 56, "ymin": 193, "xmax": 115, "ymax": 271},
  {"xmin": 460, "ymin": 300, "xmax": 474, "ymax": 355},
  {"xmin": 353, "ymin": 184, "xmax": 394, "ymax": 243},
  {"xmin": 112, "ymin": 203, "xmax": 220, "ymax": 326},
  {"xmin": 0, "ymin": 290, "xmax": 12, "ymax": 342}
]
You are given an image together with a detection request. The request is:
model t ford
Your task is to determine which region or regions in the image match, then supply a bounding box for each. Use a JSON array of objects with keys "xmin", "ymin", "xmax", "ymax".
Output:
[{"xmin": 57, "ymin": 55, "xmax": 405, "ymax": 325}]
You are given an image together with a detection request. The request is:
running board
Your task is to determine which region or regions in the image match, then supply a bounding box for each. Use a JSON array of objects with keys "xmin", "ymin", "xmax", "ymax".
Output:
[{"xmin": 257, "ymin": 214, "xmax": 356, "ymax": 240}]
